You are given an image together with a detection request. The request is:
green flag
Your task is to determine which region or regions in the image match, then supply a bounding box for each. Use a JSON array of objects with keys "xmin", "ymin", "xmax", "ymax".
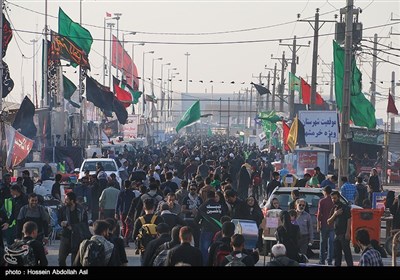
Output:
[
  {"xmin": 207, "ymin": 127, "xmax": 212, "ymax": 136},
  {"xmin": 58, "ymin": 8, "xmax": 93, "ymax": 56},
  {"xmin": 62, "ymin": 75, "xmax": 80, "ymax": 108},
  {"xmin": 121, "ymin": 83, "xmax": 142, "ymax": 104},
  {"xmin": 261, "ymin": 119, "xmax": 277, "ymax": 142},
  {"xmin": 176, "ymin": 100, "xmax": 201, "ymax": 132},
  {"xmin": 333, "ymin": 40, "xmax": 376, "ymax": 129},
  {"xmin": 289, "ymin": 72, "xmax": 301, "ymax": 93},
  {"xmin": 258, "ymin": 111, "xmax": 281, "ymax": 123}
]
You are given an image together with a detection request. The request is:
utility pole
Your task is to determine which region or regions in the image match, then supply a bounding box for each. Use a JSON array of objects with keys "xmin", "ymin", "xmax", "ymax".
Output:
[
  {"xmin": 184, "ymin": 52, "xmax": 190, "ymax": 94},
  {"xmin": 272, "ymin": 52, "xmax": 288, "ymax": 112},
  {"xmin": 271, "ymin": 63, "xmax": 277, "ymax": 110},
  {"xmin": 279, "ymin": 36, "xmax": 310, "ymax": 118},
  {"xmin": 30, "ymin": 39, "xmax": 38, "ymax": 108},
  {"xmin": 338, "ymin": 0, "xmax": 357, "ymax": 183},
  {"xmin": 321, "ymin": 61, "xmax": 334, "ymax": 107},
  {"xmin": 391, "ymin": 71, "xmax": 396, "ymax": 132},
  {"xmin": 361, "ymin": 33, "xmax": 390, "ymax": 107},
  {"xmin": 370, "ymin": 34, "xmax": 378, "ymax": 107},
  {"xmin": 264, "ymin": 65, "xmax": 275, "ymax": 111},
  {"xmin": 298, "ymin": 9, "xmax": 336, "ymax": 110}
]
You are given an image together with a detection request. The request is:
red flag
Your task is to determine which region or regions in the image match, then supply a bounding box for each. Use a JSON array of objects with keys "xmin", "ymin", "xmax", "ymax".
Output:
[
  {"xmin": 387, "ymin": 93, "xmax": 398, "ymax": 115},
  {"xmin": 106, "ymin": 12, "xmax": 112, "ymax": 17},
  {"xmin": 112, "ymin": 35, "xmax": 136, "ymax": 89},
  {"xmin": 282, "ymin": 120, "xmax": 290, "ymax": 151},
  {"xmin": 5, "ymin": 124, "xmax": 34, "ymax": 169},
  {"xmin": 114, "ymin": 83, "xmax": 133, "ymax": 108},
  {"xmin": 300, "ymin": 78, "xmax": 324, "ymax": 105}
]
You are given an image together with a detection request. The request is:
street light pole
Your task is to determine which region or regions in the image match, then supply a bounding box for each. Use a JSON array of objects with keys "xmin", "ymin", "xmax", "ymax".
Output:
[
  {"xmin": 160, "ymin": 63, "xmax": 171, "ymax": 118},
  {"xmin": 107, "ymin": 22, "xmax": 115, "ymax": 88},
  {"xmin": 113, "ymin": 13, "xmax": 122, "ymax": 79},
  {"xmin": 151, "ymin": 57, "xmax": 163, "ymax": 96},
  {"xmin": 142, "ymin": 50, "xmax": 154, "ymax": 115},
  {"xmin": 184, "ymin": 52, "xmax": 190, "ymax": 94}
]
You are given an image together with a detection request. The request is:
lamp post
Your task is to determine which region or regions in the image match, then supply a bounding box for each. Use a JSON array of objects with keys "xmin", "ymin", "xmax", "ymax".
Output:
[
  {"xmin": 142, "ymin": 50, "xmax": 154, "ymax": 115},
  {"xmin": 184, "ymin": 52, "xmax": 190, "ymax": 94},
  {"xmin": 160, "ymin": 62, "xmax": 171, "ymax": 120},
  {"xmin": 166, "ymin": 67, "xmax": 177, "ymax": 123},
  {"xmin": 103, "ymin": 17, "xmax": 115, "ymax": 85},
  {"xmin": 113, "ymin": 13, "xmax": 122, "ymax": 78},
  {"xmin": 151, "ymin": 57, "xmax": 163, "ymax": 96},
  {"xmin": 107, "ymin": 22, "xmax": 115, "ymax": 87}
]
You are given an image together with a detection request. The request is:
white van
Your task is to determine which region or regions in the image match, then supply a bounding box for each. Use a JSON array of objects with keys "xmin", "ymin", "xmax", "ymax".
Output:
[{"xmin": 79, "ymin": 158, "xmax": 121, "ymax": 186}]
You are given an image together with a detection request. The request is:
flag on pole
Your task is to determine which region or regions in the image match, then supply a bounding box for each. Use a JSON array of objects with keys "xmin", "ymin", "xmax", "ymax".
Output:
[
  {"xmin": 106, "ymin": 12, "xmax": 112, "ymax": 17},
  {"xmin": 114, "ymin": 83, "xmax": 133, "ymax": 108},
  {"xmin": 2, "ymin": 13, "xmax": 13, "ymax": 57},
  {"xmin": 12, "ymin": 96, "xmax": 37, "ymax": 139},
  {"xmin": 58, "ymin": 8, "xmax": 93, "ymax": 55},
  {"xmin": 300, "ymin": 78, "xmax": 324, "ymax": 105},
  {"xmin": 333, "ymin": 40, "xmax": 376, "ymax": 129},
  {"xmin": 387, "ymin": 92, "xmax": 398, "ymax": 115},
  {"xmin": 5, "ymin": 124, "xmax": 34, "ymax": 169},
  {"xmin": 287, "ymin": 116, "xmax": 298, "ymax": 152},
  {"xmin": 176, "ymin": 100, "xmax": 201, "ymax": 132},
  {"xmin": 62, "ymin": 75, "xmax": 80, "ymax": 108},
  {"xmin": 289, "ymin": 72, "xmax": 301, "ymax": 93},
  {"xmin": 282, "ymin": 120, "xmax": 290, "ymax": 151},
  {"xmin": 252, "ymin": 83, "xmax": 270, "ymax": 95}
]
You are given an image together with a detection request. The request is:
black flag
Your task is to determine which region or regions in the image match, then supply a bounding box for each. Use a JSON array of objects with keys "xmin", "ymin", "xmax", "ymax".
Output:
[
  {"xmin": 12, "ymin": 96, "xmax": 37, "ymax": 139},
  {"xmin": 2, "ymin": 61, "xmax": 14, "ymax": 98},
  {"xmin": 297, "ymin": 119, "xmax": 306, "ymax": 147},
  {"xmin": 86, "ymin": 76, "xmax": 114, "ymax": 113},
  {"xmin": 252, "ymin": 83, "xmax": 271, "ymax": 95}
]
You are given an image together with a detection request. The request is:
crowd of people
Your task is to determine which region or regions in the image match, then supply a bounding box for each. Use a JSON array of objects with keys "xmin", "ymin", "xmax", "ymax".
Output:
[{"xmin": 0, "ymin": 135, "xmax": 396, "ymax": 266}]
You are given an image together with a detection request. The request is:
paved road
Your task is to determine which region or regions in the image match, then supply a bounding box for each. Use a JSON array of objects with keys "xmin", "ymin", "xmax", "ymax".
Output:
[{"xmin": 44, "ymin": 239, "xmax": 398, "ymax": 267}]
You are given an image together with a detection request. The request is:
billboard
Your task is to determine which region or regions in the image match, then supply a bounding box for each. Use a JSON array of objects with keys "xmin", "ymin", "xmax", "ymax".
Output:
[
  {"xmin": 298, "ymin": 111, "xmax": 339, "ymax": 145},
  {"xmin": 121, "ymin": 115, "xmax": 139, "ymax": 138}
]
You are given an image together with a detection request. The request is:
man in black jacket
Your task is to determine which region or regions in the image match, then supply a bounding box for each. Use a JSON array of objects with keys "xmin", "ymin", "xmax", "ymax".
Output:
[
  {"xmin": 142, "ymin": 223, "xmax": 171, "ymax": 266},
  {"xmin": 165, "ymin": 226, "xmax": 202, "ymax": 266},
  {"xmin": 57, "ymin": 192, "xmax": 90, "ymax": 266},
  {"xmin": 5, "ymin": 221, "xmax": 48, "ymax": 266}
]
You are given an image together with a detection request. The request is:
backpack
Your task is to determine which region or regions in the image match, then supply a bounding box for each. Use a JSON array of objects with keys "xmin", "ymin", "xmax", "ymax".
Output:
[
  {"xmin": 136, "ymin": 215, "xmax": 158, "ymax": 252},
  {"xmin": 225, "ymin": 254, "xmax": 247, "ymax": 266},
  {"xmin": 81, "ymin": 239, "xmax": 106, "ymax": 266},
  {"xmin": 5, "ymin": 240, "xmax": 36, "ymax": 266},
  {"xmin": 213, "ymin": 242, "xmax": 231, "ymax": 266},
  {"xmin": 152, "ymin": 242, "xmax": 172, "ymax": 266}
]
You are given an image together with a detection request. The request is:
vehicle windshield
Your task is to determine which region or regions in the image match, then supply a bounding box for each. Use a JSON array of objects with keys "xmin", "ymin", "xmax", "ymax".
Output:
[
  {"xmin": 269, "ymin": 190, "xmax": 350, "ymax": 216},
  {"xmin": 82, "ymin": 161, "xmax": 117, "ymax": 172}
]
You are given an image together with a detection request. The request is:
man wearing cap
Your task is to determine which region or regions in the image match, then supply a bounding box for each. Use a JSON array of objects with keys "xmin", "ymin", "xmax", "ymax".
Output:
[{"xmin": 317, "ymin": 185, "xmax": 335, "ymax": 265}]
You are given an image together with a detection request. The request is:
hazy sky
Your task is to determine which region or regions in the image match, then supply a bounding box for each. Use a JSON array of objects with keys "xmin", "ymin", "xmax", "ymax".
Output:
[{"xmin": 3, "ymin": 0, "xmax": 400, "ymax": 121}]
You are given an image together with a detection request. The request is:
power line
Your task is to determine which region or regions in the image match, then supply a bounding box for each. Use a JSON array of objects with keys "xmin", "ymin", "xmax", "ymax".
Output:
[{"xmin": 5, "ymin": 1, "xmax": 338, "ymax": 37}]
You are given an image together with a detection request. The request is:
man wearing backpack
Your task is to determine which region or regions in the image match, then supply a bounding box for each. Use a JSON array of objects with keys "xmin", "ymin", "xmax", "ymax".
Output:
[
  {"xmin": 74, "ymin": 220, "xmax": 115, "ymax": 266},
  {"xmin": 220, "ymin": 234, "xmax": 255, "ymax": 266},
  {"xmin": 5, "ymin": 221, "xmax": 48, "ymax": 266},
  {"xmin": 132, "ymin": 198, "xmax": 164, "ymax": 265},
  {"xmin": 165, "ymin": 226, "xmax": 202, "ymax": 266},
  {"xmin": 58, "ymin": 192, "xmax": 90, "ymax": 266},
  {"xmin": 208, "ymin": 221, "xmax": 235, "ymax": 266}
]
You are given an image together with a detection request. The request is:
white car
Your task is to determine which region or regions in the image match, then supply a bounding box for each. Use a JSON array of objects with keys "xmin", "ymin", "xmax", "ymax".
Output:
[{"xmin": 79, "ymin": 158, "xmax": 121, "ymax": 187}]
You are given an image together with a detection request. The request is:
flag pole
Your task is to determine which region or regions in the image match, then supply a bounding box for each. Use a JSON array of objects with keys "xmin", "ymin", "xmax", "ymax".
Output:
[{"xmin": 384, "ymin": 112, "xmax": 389, "ymax": 185}]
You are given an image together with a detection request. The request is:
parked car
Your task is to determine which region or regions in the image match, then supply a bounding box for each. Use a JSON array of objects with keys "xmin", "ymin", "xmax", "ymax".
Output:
[
  {"xmin": 262, "ymin": 187, "xmax": 362, "ymax": 247},
  {"xmin": 79, "ymin": 158, "xmax": 121, "ymax": 187}
]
